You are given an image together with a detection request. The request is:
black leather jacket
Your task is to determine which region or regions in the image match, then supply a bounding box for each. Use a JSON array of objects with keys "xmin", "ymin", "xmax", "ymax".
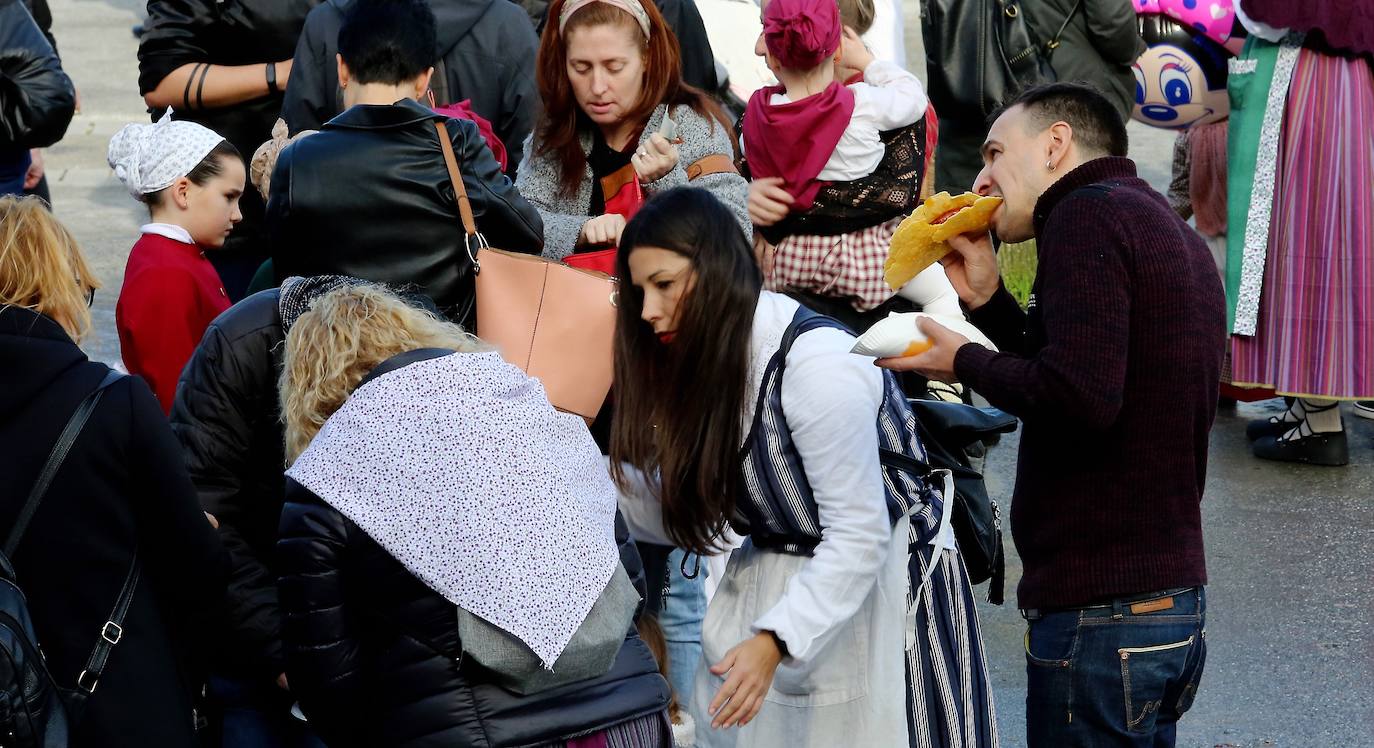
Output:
[
  {"xmin": 0, "ymin": 0, "xmax": 74, "ymax": 149},
  {"xmin": 279, "ymin": 484, "xmax": 669, "ymax": 747},
  {"xmin": 266, "ymin": 99, "xmax": 544, "ymax": 324}
]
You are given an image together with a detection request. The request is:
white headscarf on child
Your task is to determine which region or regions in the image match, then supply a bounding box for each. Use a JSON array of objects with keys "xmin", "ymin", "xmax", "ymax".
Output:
[{"xmin": 107, "ymin": 110, "xmax": 225, "ymax": 199}]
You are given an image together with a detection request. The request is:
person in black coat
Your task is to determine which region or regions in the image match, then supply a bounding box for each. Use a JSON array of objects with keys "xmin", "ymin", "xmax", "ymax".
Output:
[
  {"xmin": 0, "ymin": 196, "xmax": 229, "ymax": 747},
  {"xmin": 281, "ymin": 0, "xmax": 539, "ymax": 179},
  {"xmin": 138, "ymin": 0, "xmax": 321, "ymax": 299},
  {"xmin": 171, "ymin": 276, "xmax": 653, "ymax": 745},
  {"xmin": 0, "ymin": 0, "xmax": 74, "ymax": 197},
  {"xmin": 923, "ymin": 0, "xmax": 1145, "ymax": 193},
  {"xmin": 275, "ymin": 284, "xmax": 670, "ymax": 747},
  {"xmin": 265, "ymin": 0, "xmax": 543, "ymax": 326}
]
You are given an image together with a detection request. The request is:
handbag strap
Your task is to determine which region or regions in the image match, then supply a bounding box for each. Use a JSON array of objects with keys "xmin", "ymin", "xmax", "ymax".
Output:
[
  {"xmin": 1046, "ymin": 0, "xmax": 1085, "ymax": 53},
  {"xmin": 74, "ymin": 555, "xmax": 140, "ymax": 695},
  {"xmin": 434, "ymin": 120, "xmax": 488, "ymax": 271},
  {"xmin": 0, "ymin": 368, "xmax": 140, "ymax": 698},
  {"xmin": 4, "ymin": 369, "xmax": 123, "ymax": 557}
]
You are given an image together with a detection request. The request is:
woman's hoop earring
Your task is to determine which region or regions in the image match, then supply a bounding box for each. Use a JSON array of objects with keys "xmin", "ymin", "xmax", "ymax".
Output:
[{"xmin": 1046, "ymin": 159, "xmax": 1055, "ymax": 171}]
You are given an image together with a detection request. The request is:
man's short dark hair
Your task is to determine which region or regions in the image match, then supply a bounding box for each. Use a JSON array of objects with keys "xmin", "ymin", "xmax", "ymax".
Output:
[
  {"xmin": 338, "ymin": 0, "xmax": 437, "ymax": 86},
  {"xmin": 998, "ymin": 82, "xmax": 1129, "ymax": 158}
]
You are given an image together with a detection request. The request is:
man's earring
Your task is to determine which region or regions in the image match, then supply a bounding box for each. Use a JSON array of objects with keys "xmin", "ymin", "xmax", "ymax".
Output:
[{"xmin": 1046, "ymin": 159, "xmax": 1054, "ymax": 171}]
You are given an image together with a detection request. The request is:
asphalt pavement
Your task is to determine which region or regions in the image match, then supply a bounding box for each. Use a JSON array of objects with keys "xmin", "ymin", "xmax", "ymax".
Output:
[{"xmin": 40, "ymin": 0, "xmax": 1374, "ymax": 745}]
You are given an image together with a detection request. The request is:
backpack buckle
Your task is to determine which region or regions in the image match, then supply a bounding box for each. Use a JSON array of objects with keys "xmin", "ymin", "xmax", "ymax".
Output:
[{"xmin": 101, "ymin": 621, "xmax": 123, "ymax": 644}]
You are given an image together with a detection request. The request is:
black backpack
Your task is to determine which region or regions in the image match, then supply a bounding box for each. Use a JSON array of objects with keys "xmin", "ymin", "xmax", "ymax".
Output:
[
  {"xmin": 881, "ymin": 399, "xmax": 1017, "ymax": 605},
  {"xmin": 0, "ymin": 370, "xmax": 140, "ymax": 747}
]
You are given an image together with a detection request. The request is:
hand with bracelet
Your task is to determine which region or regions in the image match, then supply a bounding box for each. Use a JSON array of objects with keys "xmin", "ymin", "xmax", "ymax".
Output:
[{"xmin": 143, "ymin": 58, "xmax": 294, "ymax": 111}]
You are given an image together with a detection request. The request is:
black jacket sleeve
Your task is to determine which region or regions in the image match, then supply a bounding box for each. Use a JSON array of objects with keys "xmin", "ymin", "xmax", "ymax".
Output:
[
  {"xmin": 654, "ymin": 0, "xmax": 717, "ymax": 92},
  {"xmin": 169, "ymin": 303, "xmax": 289, "ymax": 680},
  {"xmin": 495, "ymin": 15, "xmax": 538, "ymax": 180},
  {"xmin": 1084, "ymin": 0, "xmax": 1147, "ymax": 66},
  {"xmin": 277, "ymin": 485, "xmax": 364, "ymax": 748},
  {"xmin": 137, "ymin": 0, "xmax": 217, "ymax": 95},
  {"xmin": 453, "ymin": 116, "xmax": 544, "ymax": 254},
  {"xmin": 280, "ymin": 3, "xmax": 338, "ymax": 134},
  {"xmin": 0, "ymin": 0, "xmax": 74, "ymax": 148},
  {"xmin": 22, "ymin": 0, "xmax": 55, "ymax": 53}
]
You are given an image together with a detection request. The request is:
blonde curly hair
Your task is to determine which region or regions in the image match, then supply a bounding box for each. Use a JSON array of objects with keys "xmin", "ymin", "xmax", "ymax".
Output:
[
  {"xmin": 0, "ymin": 196, "xmax": 101, "ymax": 342},
  {"xmin": 280, "ymin": 284, "xmax": 487, "ymax": 463}
]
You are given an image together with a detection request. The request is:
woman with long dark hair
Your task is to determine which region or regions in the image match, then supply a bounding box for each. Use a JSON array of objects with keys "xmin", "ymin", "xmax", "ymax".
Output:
[{"xmin": 610, "ymin": 187, "xmax": 998, "ymax": 748}]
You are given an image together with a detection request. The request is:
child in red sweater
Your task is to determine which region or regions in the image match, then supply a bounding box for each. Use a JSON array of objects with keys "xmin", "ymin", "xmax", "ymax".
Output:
[{"xmin": 108, "ymin": 114, "xmax": 244, "ymax": 413}]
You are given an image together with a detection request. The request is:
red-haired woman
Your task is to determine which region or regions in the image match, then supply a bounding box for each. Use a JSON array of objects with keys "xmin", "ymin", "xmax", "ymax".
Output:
[{"xmin": 515, "ymin": 0, "xmax": 749, "ymax": 260}]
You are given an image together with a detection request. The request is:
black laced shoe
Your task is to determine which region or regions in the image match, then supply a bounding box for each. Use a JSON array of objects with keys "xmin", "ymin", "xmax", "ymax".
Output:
[
  {"xmin": 1246, "ymin": 415, "xmax": 1297, "ymax": 442},
  {"xmin": 1252, "ymin": 415, "xmax": 1349, "ymax": 466}
]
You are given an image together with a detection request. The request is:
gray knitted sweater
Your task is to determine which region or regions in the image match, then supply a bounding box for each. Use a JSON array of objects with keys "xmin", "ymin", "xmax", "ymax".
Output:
[{"xmin": 515, "ymin": 104, "xmax": 750, "ymax": 260}]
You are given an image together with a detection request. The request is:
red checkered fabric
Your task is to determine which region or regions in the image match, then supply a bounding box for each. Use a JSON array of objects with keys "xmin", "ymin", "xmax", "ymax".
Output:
[{"xmin": 764, "ymin": 217, "xmax": 903, "ymax": 312}]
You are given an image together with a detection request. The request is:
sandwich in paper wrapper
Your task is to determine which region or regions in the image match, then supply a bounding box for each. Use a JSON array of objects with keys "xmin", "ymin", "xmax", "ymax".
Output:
[{"xmin": 850, "ymin": 312, "xmax": 998, "ymax": 358}]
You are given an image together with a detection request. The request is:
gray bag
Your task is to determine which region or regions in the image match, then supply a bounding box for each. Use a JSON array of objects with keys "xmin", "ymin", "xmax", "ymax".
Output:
[{"xmin": 456, "ymin": 565, "xmax": 639, "ymax": 695}]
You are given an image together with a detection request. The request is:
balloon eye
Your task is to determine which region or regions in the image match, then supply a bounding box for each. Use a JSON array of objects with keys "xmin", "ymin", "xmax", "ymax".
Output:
[
  {"xmin": 1132, "ymin": 65, "xmax": 1146, "ymax": 104},
  {"xmin": 1161, "ymin": 67, "xmax": 1192, "ymax": 106}
]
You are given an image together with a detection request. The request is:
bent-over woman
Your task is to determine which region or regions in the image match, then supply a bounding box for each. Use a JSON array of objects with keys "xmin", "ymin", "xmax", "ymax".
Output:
[
  {"xmin": 275, "ymin": 284, "xmax": 672, "ymax": 747},
  {"xmin": 611, "ymin": 188, "xmax": 998, "ymax": 748}
]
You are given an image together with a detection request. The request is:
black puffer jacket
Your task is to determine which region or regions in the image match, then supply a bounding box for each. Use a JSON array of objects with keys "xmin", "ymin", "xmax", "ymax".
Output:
[
  {"xmin": 266, "ymin": 99, "xmax": 544, "ymax": 325},
  {"xmin": 172, "ymin": 308, "xmax": 648, "ymax": 686},
  {"xmin": 169, "ymin": 289, "xmax": 288, "ymax": 680},
  {"xmin": 281, "ymin": 0, "xmax": 538, "ymax": 176},
  {"xmin": 0, "ymin": 0, "xmax": 74, "ymax": 149},
  {"xmin": 279, "ymin": 485, "xmax": 669, "ymax": 747}
]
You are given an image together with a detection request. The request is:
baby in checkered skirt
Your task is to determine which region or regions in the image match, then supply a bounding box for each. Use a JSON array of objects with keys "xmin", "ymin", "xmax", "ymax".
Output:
[{"xmin": 742, "ymin": 0, "xmax": 961, "ymax": 318}]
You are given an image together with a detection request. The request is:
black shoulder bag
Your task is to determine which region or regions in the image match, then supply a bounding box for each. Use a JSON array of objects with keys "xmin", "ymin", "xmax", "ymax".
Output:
[{"xmin": 0, "ymin": 370, "xmax": 141, "ymax": 741}]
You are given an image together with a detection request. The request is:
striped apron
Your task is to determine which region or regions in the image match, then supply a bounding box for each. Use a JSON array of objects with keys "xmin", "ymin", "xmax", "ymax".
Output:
[{"xmin": 689, "ymin": 307, "xmax": 998, "ymax": 748}]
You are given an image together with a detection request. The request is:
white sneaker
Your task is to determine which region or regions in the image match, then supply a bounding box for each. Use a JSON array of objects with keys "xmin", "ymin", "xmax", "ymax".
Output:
[{"xmin": 1354, "ymin": 401, "xmax": 1374, "ymax": 420}]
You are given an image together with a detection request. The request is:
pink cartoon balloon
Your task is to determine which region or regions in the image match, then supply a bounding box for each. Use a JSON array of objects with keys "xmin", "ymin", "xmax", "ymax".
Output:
[
  {"xmin": 1158, "ymin": 0, "xmax": 1235, "ymax": 46},
  {"xmin": 1132, "ymin": 13, "xmax": 1234, "ymax": 129}
]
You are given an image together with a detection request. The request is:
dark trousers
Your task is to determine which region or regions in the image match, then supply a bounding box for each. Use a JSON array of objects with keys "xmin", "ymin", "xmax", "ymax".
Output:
[
  {"xmin": 1023, "ymin": 587, "xmax": 1207, "ymax": 747},
  {"xmin": 206, "ymin": 676, "xmax": 326, "ymax": 748}
]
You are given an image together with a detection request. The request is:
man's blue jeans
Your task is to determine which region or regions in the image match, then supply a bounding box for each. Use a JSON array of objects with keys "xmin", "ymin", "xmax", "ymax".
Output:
[{"xmin": 1024, "ymin": 587, "xmax": 1207, "ymax": 748}]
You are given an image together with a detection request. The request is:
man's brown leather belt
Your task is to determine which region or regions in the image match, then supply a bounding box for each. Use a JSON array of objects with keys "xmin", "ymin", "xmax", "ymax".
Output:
[{"xmin": 1020, "ymin": 587, "xmax": 1196, "ymax": 620}]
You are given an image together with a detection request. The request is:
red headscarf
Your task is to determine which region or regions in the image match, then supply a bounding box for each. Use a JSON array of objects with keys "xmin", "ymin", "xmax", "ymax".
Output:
[{"xmin": 763, "ymin": 0, "xmax": 842, "ymax": 70}]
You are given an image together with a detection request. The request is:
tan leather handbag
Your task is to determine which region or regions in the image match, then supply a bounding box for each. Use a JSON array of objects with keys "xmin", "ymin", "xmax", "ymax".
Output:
[{"xmin": 435, "ymin": 122, "xmax": 617, "ymax": 420}]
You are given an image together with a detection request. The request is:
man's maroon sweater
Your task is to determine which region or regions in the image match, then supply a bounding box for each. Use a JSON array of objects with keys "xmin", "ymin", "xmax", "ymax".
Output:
[{"xmin": 954, "ymin": 157, "xmax": 1226, "ymax": 610}]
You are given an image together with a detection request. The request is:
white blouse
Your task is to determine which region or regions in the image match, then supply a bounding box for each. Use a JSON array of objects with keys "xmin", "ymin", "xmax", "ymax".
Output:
[{"xmin": 618, "ymin": 292, "xmax": 894, "ymax": 666}]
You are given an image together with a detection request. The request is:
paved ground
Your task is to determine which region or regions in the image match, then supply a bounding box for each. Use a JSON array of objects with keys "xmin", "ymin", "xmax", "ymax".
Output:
[{"xmin": 41, "ymin": 1, "xmax": 1374, "ymax": 745}]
